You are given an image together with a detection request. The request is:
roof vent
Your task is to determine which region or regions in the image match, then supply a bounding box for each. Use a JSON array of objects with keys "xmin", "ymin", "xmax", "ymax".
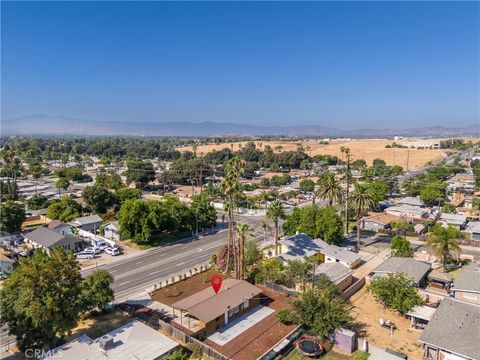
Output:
[{"xmin": 98, "ymin": 335, "xmax": 114, "ymax": 350}]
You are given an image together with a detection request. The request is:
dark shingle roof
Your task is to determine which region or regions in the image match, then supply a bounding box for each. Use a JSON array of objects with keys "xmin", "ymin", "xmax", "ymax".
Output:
[
  {"xmin": 373, "ymin": 257, "xmax": 430, "ymax": 284},
  {"xmin": 419, "ymin": 298, "xmax": 480, "ymax": 360}
]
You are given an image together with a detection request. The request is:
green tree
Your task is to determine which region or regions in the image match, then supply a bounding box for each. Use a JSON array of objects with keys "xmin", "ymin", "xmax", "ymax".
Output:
[
  {"xmin": 364, "ymin": 180, "xmax": 388, "ymax": 207},
  {"xmin": 79, "ymin": 270, "xmax": 114, "ymax": 312},
  {"xmin": 47, "ymin": 196, "xmax": 82, "ymax": 222},
  {"xmin": 390, "ymin": 236, "xmax": 412, "ymax": 257},
  {"xmin": 368, "ymin": 273, "xmax": 422, "ymax": 315},
  {"xmin": 55, "ymin": 177, "xmax": 70, "ymax": 196},
  {"xmin": 316, "ymin": 172, "xmax": 343, "ymax": 206},
  {"xmin": 267, "ymin": 200, "xmax": 286, "ymax": 256},
  {"xmin": 0, "ymin": 249, "xmax": 82, "ymax": 351},
  {"xmin": 0, "ymin": 201, "xmax": 25, "ymax": 234},
  {"xmin": 284, "ymin": 259, "xmax": 315, "ymax": 289},
  {"xmin": 236, "ymin": 223, "xmax": 254, "ymax": 279},
  {"xmin": 299, "ymin": 179, "xmax": 315, "ymax": 192},
  {"xmin": 427, "ymin": 224, "xmax": 462, "ymax": 271},
  {"xmin": 315, "ymin": 206, "xmax": 344, "ymax": 245},
  {"xmin": 276, "ymin": 286, "xmax": 352, "ymax": 339},
  {"xmin": 256, "ymin": 258, "xmax": 284, "ymax": 283},
  {"xmin": 389, "ymin": 220, "xmax": 414, "ymax": 233},
  {"xmin": 348, "ymin": 184, "xmax": 375, "ymax": 246},
  {"xmin": 420, "ymin": 183, "xmax": 445, "ymax": 206},
  {"xmin": 442, "ymin": 203, "xmax": 456, "ymax": 214},
  {"xmin": 164, "ymin": 350, "xmax": 189, "ymax": 360},
  {"xmin": 119, "ymin": 199, "xmax": 152, "ymax": 243},
  {"xmin": 244, "ymin": 240, "xmax": 262, "ymax": 270},
  {"xmin": 116, "ymin": 187, "xmax": 142, "ymax": 206},
  {"xmin": 190, "ymin": 192, "xmax": 217, "ymax": 230},
  {"xmin": 83, "ymin": 185, "xmax": 117, "ymax": 213},
  {"xmin": 124, "ymin": 159, "xmax": 155, "ymax": 188},
  {"xmin": 95, "ymin": 172, "xmax": 124, "ymax": 190},
  {"xmin": 26, "ymin": 195, "xmax": 49, "ymax": 210}
]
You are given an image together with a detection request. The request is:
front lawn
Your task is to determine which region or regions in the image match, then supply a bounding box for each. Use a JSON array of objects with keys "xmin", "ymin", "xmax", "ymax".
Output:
[{"xmin": 120, "ymin": 230, "xmax": 192, "ymax": 250}]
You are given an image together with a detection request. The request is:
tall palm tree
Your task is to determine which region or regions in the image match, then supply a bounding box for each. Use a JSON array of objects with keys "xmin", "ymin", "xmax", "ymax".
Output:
[
  {"xmin": 267, "ymin": 200, "xmax": 286, "ymax": 256},
  {"xmin": 235, "ymin": 223, "xmax": 254, "ymax": 279},
  {"xmin": 261, "ymin": 218, "xmax": 270, "ymax": 248},
  {"xmin": 348, "ymin": 183, "xmax": 375, "ymax": 246},
  {"xmin": 427, "ymin": 224, "xmax": 461, "ymax": 272},
  {"xmin": 259, "ymin": 190, "xmax": 270, "ymax": 209},
  {"xmin": 316, "ymin": 173, "xmax": 344, "ymax": 206},
  {"xmin": 220, "ymin": 157, "xmax": 244, "ymax": 277}
]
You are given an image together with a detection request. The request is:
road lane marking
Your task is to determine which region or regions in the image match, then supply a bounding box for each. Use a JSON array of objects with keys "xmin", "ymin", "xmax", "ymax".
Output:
[
  {"xmin": 150, "ymin": 270, "xmax": 160, "ymax": 275},
  {"xmin": 176, "ymin": 262, "xmax": 185, "ymax": 266},
  {"xmin": 117, "ymin": 281, "xmax": 131, "ymax": 286},
  {"xmin": 136, "ymin": 261, "xmax": 144, "ymax": 265}
]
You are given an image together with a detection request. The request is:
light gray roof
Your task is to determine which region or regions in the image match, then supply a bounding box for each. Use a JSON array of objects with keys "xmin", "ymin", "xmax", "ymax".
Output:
[
  {"xmin": 414, "ymin": 223, "xmax": 426, "ymax": 232},
  {"xmin": 373, "ymin": 257, "xmax": 431, "ymax": 284},
  {"xmin": 419, "ymin": 298, "xmax": 480, "ymax": 360},
  {"xmin": 398, "ymin": 196, "xmax": 423, "ymax": 207},
  {"xmin": 277, "ymin": 233, "xmax": 328, "ymax": 262},
  {"xmin": 321, "ymin": 245, "xmax": 362, "ymax": 265},
  {"xmin": 407, "ymin": 305, "xmax": 437, "ymax": 321},
  {"xmin": 43, "ymin": 320, "xmax": 179, "ymax": 360},
  {"xmin": 25, "ymin": 227, "xmax": 78, "ymax": 249},
  {"xmin": 314, "ymin": 262, "xmax": 353, "ymax": 285},
  {"xmin": 72, "ymin": 214, "xmax": 103, "ymax": 225},
  {"xmin": 452, "ymin": 266, "xmax": 480, "ymax": 293},
  {"xmin": 105, "ymin": 220, "xmax": 120, "ymax": 230},
  {"xmin": 385, "ymin": 204, "xmax": 428, "ymax": 217},
  {"xmin": 428, "ymin": 270, "xmax": 453, "ymax": 283},
  {"xmin": 439, "ymin": 213, "xmax": 467, "ymax": 226}
]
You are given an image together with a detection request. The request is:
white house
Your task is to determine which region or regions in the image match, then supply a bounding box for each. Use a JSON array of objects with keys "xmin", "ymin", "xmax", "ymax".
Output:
[{"xmin": 104, "ymin": 221, "xmax": 121, "ymax": 241}]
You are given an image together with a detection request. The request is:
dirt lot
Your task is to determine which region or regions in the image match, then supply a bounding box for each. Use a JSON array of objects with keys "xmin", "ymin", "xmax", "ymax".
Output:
[
  {"xmin": 151, "ymin": 270, "xmax": 226, "ymax": 305},
  {"xmin": 177, "ymin": 139, "xmax": 453, "ymax": 169},
  {"xmin": 348, "ymin": 287, "xmax": 423, "ymax": 360},
  {"xmin": 70, "ymin": 307, "xmax": 134, "ymax": 340}
]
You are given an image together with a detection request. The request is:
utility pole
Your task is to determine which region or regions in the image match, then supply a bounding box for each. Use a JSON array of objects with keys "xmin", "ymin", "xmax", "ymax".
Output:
[{"xmin": 406, "ymin": 150, "xmax": 410, "ymax": 172}]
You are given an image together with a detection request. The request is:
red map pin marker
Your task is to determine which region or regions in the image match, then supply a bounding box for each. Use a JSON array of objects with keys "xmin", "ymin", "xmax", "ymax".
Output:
[{"xmin": 211, "ymin": 275, "xmax": 223, "ymax": 294}]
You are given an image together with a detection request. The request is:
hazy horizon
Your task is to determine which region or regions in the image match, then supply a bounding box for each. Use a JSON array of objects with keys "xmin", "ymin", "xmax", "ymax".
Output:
[{"xmin": 2, "ymin": 2, "xmax": 479, "ymax": 129}]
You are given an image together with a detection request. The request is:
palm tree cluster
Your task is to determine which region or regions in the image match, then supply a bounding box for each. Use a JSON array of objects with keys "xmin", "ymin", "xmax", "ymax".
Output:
[
  {"xmin": 316, "ymin": 172, "xmax": 343, "ymax": 206},
  {"xmin": 220, "ymin": 157, "xmax": 244, "ymax": 279},
  {"xmin": 266, "ymin": 200, "xmax": 287, "ymax": 256}
]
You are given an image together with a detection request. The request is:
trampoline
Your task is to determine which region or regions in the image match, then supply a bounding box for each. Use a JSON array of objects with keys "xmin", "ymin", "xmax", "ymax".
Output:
[{"xmin": 296, "ymin": 339, "xmax": 323, "ymax": 357}]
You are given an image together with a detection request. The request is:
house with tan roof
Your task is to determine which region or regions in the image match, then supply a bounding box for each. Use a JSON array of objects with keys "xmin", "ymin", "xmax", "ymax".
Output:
[{"xmin": 171, "ymin": 279, "xmax": 263, "ymax": 338}]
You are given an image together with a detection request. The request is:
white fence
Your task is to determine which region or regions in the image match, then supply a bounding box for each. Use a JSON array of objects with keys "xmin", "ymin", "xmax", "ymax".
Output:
[{"xmin": 78, "ymin": 229, "xmax": 116, "ymax": 246}]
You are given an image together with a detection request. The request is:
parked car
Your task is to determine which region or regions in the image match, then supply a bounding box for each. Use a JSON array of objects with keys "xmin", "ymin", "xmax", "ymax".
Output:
[
  {"xmin": 105, "ymin": 247, "xmax": 120, "ymax": 256},
  {"xmin": 345, "ymin": 246, "xmax": 358, "ymax": 253},
  {"xmin": 96, "ymin": 242, "xmax": 110, "ymax": 251},
  {"xmin": 76, "ymin": 252, "xmax": 94, "ymax": 260},
  {"xmin": 0, "ymin": 272, "xmax": 6, "ymax": 280},
  {"xmin": 84, "ymin": 246, "xmax": 102, "ymax": 254}
]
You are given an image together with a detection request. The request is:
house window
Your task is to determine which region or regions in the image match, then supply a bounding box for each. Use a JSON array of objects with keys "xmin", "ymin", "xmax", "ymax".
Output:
[{"xmin": 228, "ymin": 306, "xmax": 240, "ymax": 318}]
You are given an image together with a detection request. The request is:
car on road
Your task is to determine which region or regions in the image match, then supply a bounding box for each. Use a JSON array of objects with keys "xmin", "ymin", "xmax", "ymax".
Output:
[
  {"xmin": 105, "ymin": 247, "xmax": 120, "ymax": 256},
  {"xmin": 76, "ymin": 252, "xmax": 94, "ymax": 260}
]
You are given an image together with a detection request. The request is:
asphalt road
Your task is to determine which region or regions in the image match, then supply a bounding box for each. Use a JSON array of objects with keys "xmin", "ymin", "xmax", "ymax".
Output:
[{"xmin": 82, "ymin": 213, "xmax": 268, "ymax": 301}]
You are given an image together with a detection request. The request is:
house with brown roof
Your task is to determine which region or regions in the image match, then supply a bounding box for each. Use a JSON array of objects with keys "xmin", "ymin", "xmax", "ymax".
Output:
[
  {"xmin": 360, "ymin": 213, "xmax": 398, "ymax": 232},
  {"xmin": 171, "ymin": 279, "xmax": 263, "ymax": 338}
]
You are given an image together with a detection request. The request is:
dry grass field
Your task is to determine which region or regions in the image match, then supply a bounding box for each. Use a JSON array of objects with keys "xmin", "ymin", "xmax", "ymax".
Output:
[{"xmin": 177, "ymin": 138, "xmax": 456, "ymax": 170}]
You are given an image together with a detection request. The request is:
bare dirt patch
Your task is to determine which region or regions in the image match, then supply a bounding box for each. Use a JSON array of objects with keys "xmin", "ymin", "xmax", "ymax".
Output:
[
  {"xmin": 70, "ymin": 307, "xmax": 134, "ymax": 340},
  {"xmin": 177, "ymin": 139, "xmax": 456, "ymax": 170},
  {"xmin": 348, "ymin": 287, "xmax": 423, "ymax": 360}
]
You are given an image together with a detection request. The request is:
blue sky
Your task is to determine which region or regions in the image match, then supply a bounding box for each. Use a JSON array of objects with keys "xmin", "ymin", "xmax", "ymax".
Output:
[{"xmin": 1, "ymin": 1, "xmax": 479, "ymax": 129}]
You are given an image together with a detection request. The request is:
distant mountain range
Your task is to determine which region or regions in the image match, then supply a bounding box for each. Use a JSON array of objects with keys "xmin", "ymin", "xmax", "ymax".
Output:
[{"xmin": 2, "ymin": 114, "xmax": 479, "ymax": 138}]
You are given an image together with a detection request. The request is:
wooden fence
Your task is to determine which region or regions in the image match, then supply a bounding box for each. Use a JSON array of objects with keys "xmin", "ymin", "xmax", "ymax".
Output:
[{"xmin": 341, "ymin": 277, "xmax": 366, "ymax": 301}]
